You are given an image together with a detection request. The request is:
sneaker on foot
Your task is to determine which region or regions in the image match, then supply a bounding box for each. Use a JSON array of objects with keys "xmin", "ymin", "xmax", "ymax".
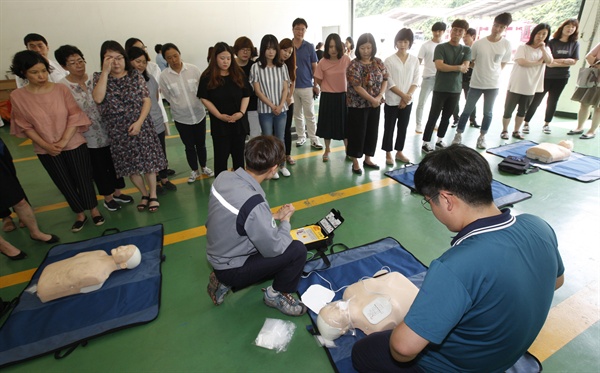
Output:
[
  {"xmin": 271, "ymin": 171, "xmax": 280, "ymax": 180},
  {"xmin": 103, "ymin": 199, "xmax": 121, "ymax": 212},
  {"xmin": 188, "ymin": 170, "xmax": 199, "ymax": 184},
  {"xmin": 263, "ymin": 286, "xmax": 307, "ymax": 316},
  {"xmin": 543, "ymin": 125, "xmax": 551, "ymax": 134},
  {"xmin": 476, "ymin": 135, "xmax": 487, "ymax": 149},
  {"xmin": 296, "ymin": 138, "xmax": 306, "ymax": 147},
  {"xmin": 202, "ymin": 167, "xmax": 214, "ymax": 177},
  {"xmin": 421, "ymin": 143, "xmax": 434, "ymax": 153},
  {"xmin": 113, "ymin": 194, "xmax": 133, "ymax": 204},
  {"xmin": 311, "ymin": 141, "xmax": 323, "ymax": 150},
  {"xmin": 280, "ymin": 167, "xmax": 291, "ymax": 177},
  {"xmin": 452, "ymin": 132, "xmax": 462, "ymax": 145},
  {"xmin": 435, "ymin": 140, "xmax": 445, "ymax": 149},
  {"xmin": 451, "ymin": 119, "xmax": 458, "ymax": 128},
  {"xmin": 522, "ymin": 124, "xmax": 530, "ymax": 134},
  {"xmin": 207, "ymin": 272, "xmax": 231, "ymax": 306}
]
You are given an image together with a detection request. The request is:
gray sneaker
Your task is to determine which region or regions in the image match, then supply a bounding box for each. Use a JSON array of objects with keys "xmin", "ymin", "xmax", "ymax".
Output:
[
  {"xmin": 452, "ymin": 132, "xmax": 462, "ymax": 145},
  {"xmin": 476, "ymin": 135, "xmax": 487, "ymax": 150},
  {"xmin": 263, "ymin": 286, "xmax": 307, "ymax": 316},
  {"xmin": 207, "ymin": 272, "xmax": 231, "ymax": 306}
]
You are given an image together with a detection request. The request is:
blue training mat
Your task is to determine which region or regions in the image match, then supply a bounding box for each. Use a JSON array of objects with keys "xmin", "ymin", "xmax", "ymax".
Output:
[
  {"xmin": 0, "ymin": 224, "xmax": 164, "ymax": 368},
  {"xmin": 299, "ymin": 237, "xmax": 541, "ymax": 373},
  {"xmin": 487, "ymin": 140, "xmax": 600, "ymax": 183},
  {"xmin": 385, "ymin": 164, "xmax": 532, "ymax": 208}
]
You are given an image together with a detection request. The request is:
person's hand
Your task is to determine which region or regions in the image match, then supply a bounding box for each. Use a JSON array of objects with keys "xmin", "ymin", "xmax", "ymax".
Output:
[
  {"xmin": 219, "ymin": 113, "xmax": 232, "ymax": 122},
  {"xmin": 563, "ymin": 58, "xmax": 575, "ymax": 65},
  {"xmin": 276, "ymin": 203, "xmax": 295, "ymax": 221},
  {"xmin": 458, "ymin": 64, "xmax": 469, "ymax": 73},
  {"xmin": 128, "ymin": 122, "xmax": 142, "ymax": 136},
  {"xmin": 398, "ymin": 100, "xmax": 407, "ymax": 109},
  {"xmin": 313, "ymin": 85, "xmax": 320, "ymax": 97},
  {"xmin": 286, "ymin": 96, "xmax": 293, "ymax": 106},
  {"xmin": 101, "ymin": 55, "xmax": 113, "ymax": 74},
  {"xmin": 45, "ymin": 143, "xmax": 62, "ymax": 156}
]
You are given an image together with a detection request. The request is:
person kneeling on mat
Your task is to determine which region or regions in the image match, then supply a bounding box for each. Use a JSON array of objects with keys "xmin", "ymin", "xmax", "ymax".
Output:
[
  {"xmin": 351, "ymin": 145, "xmax": 564, "ymax": 372},
  {"xmin": 205, "ymin": 135, "xmax": 307, "ymax": 316}
]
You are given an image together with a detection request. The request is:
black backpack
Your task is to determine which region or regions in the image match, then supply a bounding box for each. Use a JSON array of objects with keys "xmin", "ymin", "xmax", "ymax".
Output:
[{"xmin": 498, "ymin": 156, "xmax": 539, "ymax": 175}]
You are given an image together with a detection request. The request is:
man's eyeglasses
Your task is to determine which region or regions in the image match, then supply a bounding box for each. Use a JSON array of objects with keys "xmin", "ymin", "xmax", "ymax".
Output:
[
  {"xmin": 421, "ymin": 193, "xmax": 439, "ymax": 211},
  {"xmin": 66, "ymin": 59, "xmax": 86, "ymax": 67}
]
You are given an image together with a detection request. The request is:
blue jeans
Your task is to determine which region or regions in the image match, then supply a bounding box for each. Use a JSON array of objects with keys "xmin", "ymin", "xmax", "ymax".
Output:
[
  {"xmin": 258, "ymin": 112, "xmax": 287, "ymax": 143},
  {"xmin": 456, "ymin": 88, "xmax": 499, "ymax": 135}
]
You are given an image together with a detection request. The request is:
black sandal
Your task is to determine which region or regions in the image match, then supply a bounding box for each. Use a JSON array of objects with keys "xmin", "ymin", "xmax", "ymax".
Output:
[
  {"xmin": 148, "ymin": 198, "xmax": 160, "ymax": 213},
  {"xmin": 137, "ymin": 196, "xmax": 150, "ymax": 212}
]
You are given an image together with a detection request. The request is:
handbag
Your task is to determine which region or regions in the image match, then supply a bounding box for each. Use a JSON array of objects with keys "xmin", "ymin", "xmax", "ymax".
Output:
[
  {"xmin": 498, "ymin": 156, "xmax": 539, "ymax": 175},
  {"xmin": 576, "ymin": 67, "xmax": 599, "ymax": 88}
]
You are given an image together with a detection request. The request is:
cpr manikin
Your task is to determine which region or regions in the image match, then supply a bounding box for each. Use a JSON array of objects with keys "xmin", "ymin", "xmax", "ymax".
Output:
[
  {"xmin": 35, "ymin": 245, "xmax": 142, "ymax": 303},
  {"xmin": 317, "ymin": 271, "xmax": 419, "ymax": 341}
]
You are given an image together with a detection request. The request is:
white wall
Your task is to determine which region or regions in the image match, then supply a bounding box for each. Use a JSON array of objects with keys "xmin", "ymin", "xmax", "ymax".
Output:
[{"xmin": 0, "ymin": 0, "xmax": 351, "ymax": 77}]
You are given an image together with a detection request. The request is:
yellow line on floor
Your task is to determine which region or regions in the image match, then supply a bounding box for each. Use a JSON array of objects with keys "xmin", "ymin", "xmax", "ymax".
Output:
[
  {"xmin": 19, "ymin": 139, "xmax": 32, "ymax": 146},
  {"xmin": 529, "ymin": 281, "xmax": 600, "ymax": 362},
  {"xmin": 0, "ymin": 269, "xmax": 36, "ymax": 288}
]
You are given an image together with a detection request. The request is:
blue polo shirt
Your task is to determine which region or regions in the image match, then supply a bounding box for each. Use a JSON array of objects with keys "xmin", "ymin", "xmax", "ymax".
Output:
[
  {"xmin": 404, "ymin": 209, "xmax": 564, "ymax": 373},
  {"xmin": 295, "ymin": 40, "xmax": 317, "ymax": 89}
]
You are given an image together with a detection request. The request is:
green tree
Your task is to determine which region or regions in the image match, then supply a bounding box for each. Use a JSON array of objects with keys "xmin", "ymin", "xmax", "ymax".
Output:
[{"xmin": 513, "ymin": 0, "xmax": 581, "ymax": 29}]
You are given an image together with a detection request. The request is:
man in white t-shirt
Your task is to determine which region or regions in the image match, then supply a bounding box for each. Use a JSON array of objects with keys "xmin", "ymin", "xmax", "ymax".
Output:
[
  {"xmin": 415, "ymin": 22, "xmax": 446, "ymax": 133},
  {"xmin": 16, "ymin": 33, "xmax": 68, "ymax": 88},
  {"xmin": 451, "ymin": 13, "xmax": 513, "ymax": 149}
]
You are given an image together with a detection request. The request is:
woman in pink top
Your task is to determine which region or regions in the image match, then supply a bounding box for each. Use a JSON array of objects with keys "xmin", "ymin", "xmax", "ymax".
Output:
[
  {"xmin": 10, "ymin": 50, "xmax": 104, "ymax": 233},
  {"xmin": 314, "ymin": 33, "xmax": 351, "ymax": 162},
  {"xmin": 570, "ymin": 42, "xmax": 600, "ymax": 139}
]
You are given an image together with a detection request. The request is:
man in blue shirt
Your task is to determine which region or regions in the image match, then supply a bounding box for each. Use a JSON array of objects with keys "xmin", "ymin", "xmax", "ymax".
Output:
[
  {"xmin": 291, "ymin": 18, "xmax": 322, "ymax": 149},
  {"xmin": 352, "ymin": 145, "xmax": 564, "ymax": 372}
]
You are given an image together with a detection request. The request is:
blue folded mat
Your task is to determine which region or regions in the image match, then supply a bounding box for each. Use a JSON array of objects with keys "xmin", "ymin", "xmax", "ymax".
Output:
[
  {"xmin": 299, "ymin": 237, "xmax": 541, "ymax": 373},
  {"xmin": 385, "ymin": 164, "xmax": 532, "ymax": 208},
  {"xmin": 487, "ymin": 140, "xmax": 600, "ymax": 182},
  {"xmin": 0, "ymin": 224, "xmax": 164, "ymax": 368}
]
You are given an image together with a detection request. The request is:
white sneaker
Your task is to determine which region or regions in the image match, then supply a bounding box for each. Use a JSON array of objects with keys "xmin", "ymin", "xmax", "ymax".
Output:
[
  {"xmin": 421, "ymin": 143, "xmax": 434, "ymax": 153},
  {"xmin": 296, "ymin": 138, "xmax": 306, "ymax": 147},
  {"xmin": 311, "ymin": 141, "xmax": 323, "ymax": 150},
  {"xmin": 435, "ymin": 140, "xmax": 445, "ymax": 149},
  {"xmin": 522, "ymin": 124, "xmax": 530, "ymax": 134},
  {"xmin": 187, "ymin": 170, "xmax": 199, "ymax": 184},
  {"xmin": 202, "ymin": 167, "xmax": 214, "ymax": 177},
  {"xmin": 476, "ymin": 135, "xmax": 487, "ymax": 150},
  {"xmin": 452, "ymin": 133, "xmax": 462, "ymax": 145},
  {"xmin": 280, "ymin": 167, "xmax": 291, "ymax": 177},
  {"xmin": 272, "ymin": 171, "xmax": 280, "ymax": 180}
]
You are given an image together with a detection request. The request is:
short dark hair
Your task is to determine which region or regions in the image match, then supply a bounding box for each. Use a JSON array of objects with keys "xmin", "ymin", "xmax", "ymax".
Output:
[
  {"xmin": 245, "ymin": 136, "xmax": 286, "ymax": 174},
  {"xmin": 10, "ymin": 50, "xmax": 51, "ymax": 79},
  {"xmin": 54, "ymin": 45, "xmax": 84, "ymax": 67},
  {"xmin": 161, "ymin": 43, "xmax": 180, "ymax": 58},
  {"xmin": 466, "ymin": 28, "xmax": 477, "ymax": 37},
  {"xmin": 345, "ymin": 36, "xmax": 354, "ymax": 51},
  {"xmin": 494, "ymin": 12, "xmax": 513, "ymax": 27},
  {"xmin": 323, "ymin": 33, "xmax": 344, "ymax": 59},
  {"xmin": 553, "ymin": 18, "xmax": 579, "ymax": 42},
  {"xmin": 355, "ymin": 33, "xmax": 377, "ymax": 60},
  {"xmin": 394, "ymin": 28, "xmax": 414, "ymax": 49},
  {"xmin": 431, "ymin": 22, "xmax": 447, "ymax": 32},
  {"xmin": 154, "ymin": 44, "xmax": 162, "ymax": 54},
  {"xmin": 124, "ymin": 37, "xmax": 143, "ymax": 51},
  {"xmin": 99, "ymin": 40, "xmax": 131, "ymax": 72},
  {"xmin": 24, "ymin": 33, "xmax": 47, "ymax": 46},
  {"xmin": 414, "ymin": 145, "xmax": 493, "ymax": 207},
  {"xmin": 451, "ymin": 19, "xmax": 469, "ymax": 31},
  {"xmin": 527, "ymin": 23, "xmax": 551, "ymax": 46},
  {"xmin": 292, "ymin": 18, "xmax": 308, "ymax": 28},
  {"xmin": 233, "ymin": 36, "xmax": 254, "ymax": 55}
]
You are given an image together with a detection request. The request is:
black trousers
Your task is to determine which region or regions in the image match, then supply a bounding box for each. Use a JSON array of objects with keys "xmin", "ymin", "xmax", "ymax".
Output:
[
  {"xmin": 382, "ymin": 103, "xmax": 412, "ymax": 152},
  {"xmin": 284, "ymin": 103, "xmax": 293, "ymax": 156},
  {"xmin": 37, "ymin": 144, "xmax": 97, "ymax": 214},
  {"xmin": 422, "ymin": 91, "xmax": 460, "ymax": 142},
  {"xmin": 352, "ymin": 330, "xmax": 425, "ymax": 373},
  {"xmin": 212, "ymin": 134, "xmax": 246, "ymax": 177},
  {"xmin": 346, "ymin": 107, "xmax": 380, "ymax": 158},
  {"xmin": 524, "ymin": 78, "xmax": 569, "ymax": 123},
  {"xmin": 503, "ymin": 91, "xmax": 534, "ymax": 119},
  {"xmin": 175, "ymin": 119, "xmax": 207, "ymax": 171},
  {"xmin": 0, "ymin": 141, "xmax": 27, "ymax": 218},
  {"xmin": 88, "ymin": 146, "xmax": 125, "ymax": 196},
  {"xmin": 214, "ymin": 240, "xmax": 307, "ymax": 294},
  {"xmin": 156, "ymin": 130, "xmax": 169, "ymax": 179}
]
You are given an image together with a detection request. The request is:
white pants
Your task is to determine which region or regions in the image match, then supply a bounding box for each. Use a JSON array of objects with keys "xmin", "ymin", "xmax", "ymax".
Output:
[
  {"xmin": 247, "ymin": 111, "xmax": 261, "ymax": 139},
  {"xmin": 415, "ymin": 76, "xmax": 436, "ymax": 127},
  {"xmin": 293, "ymin": 87, "xmax": 318, "ymax": 142}
]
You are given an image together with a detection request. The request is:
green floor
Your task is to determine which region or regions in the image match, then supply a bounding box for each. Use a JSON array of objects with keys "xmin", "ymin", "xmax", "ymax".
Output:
[{"xmin": 1, "ymin": 98, "xmax": 599, "ymax": 371}]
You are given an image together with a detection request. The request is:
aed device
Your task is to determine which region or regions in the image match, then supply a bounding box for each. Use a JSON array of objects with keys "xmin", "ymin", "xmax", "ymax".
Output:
[{"xmin": 291, "ymin": 209, "xmax": 344, "ymax": 252}]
